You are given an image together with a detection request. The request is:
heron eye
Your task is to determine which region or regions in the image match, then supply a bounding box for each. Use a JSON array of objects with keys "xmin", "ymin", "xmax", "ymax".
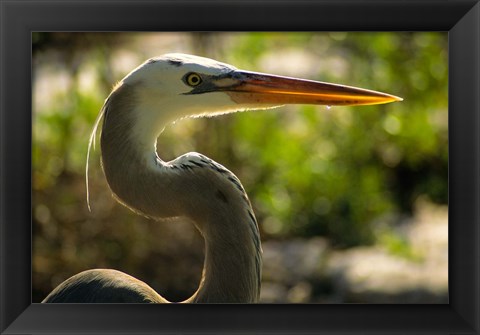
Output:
[{"xmin": 185, "ymin": 73, "xmax": 202, "ymax": 87}]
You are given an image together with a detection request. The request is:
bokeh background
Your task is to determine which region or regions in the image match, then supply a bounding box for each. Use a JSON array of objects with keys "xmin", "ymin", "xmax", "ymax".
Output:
[{"xmin": 33, "ymin": 32, "xmax": 448, "ymax": 303}]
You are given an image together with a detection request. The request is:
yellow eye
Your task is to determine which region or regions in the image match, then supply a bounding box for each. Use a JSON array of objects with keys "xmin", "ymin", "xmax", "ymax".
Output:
[{"xmin": 185, "ymin": 73, "xmax": 202, "ymax": 87}]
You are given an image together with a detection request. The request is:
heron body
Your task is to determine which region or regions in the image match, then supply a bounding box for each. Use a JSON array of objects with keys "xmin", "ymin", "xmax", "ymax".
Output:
[{"xmin": 43, "ymin": 53, "xmax": 401, "ymax": 303}]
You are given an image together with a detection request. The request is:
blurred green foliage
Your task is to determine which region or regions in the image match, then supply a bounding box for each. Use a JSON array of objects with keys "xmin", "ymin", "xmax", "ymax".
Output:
[
  {"xmin": 32, "ymin": 32, "xmax": 447, "ymax": 302},
  {"xmin": 226, "ymin": 32, "xmax": 448, "ymax": 246},
  {"xmin": 375, "ymin": 226, "xmax": 423, "ymax": 262}
]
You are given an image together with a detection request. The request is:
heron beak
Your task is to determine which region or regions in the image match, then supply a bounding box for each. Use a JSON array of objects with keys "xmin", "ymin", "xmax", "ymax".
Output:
[{"xmin": 217, "ymin": 70, "xmax": 402, "ymax": 106}]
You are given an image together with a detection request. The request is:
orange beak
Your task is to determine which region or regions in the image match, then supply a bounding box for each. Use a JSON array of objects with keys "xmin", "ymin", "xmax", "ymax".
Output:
[{"xmin": 212, "ymin": 70, "xmax": 402, "ymax": 106}]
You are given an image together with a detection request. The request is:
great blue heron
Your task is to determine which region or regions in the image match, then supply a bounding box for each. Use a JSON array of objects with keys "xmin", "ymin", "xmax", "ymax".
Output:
[{"xmin": 42, "ymin": 53, "xmax": 401, "ymax": 303}]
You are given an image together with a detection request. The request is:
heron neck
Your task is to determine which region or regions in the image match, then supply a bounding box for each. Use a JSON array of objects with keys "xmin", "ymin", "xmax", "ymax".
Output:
[
  {"xmin": 99, "ymin": 84, "xmax": 261, "ymax": 303},
  {"xmin": 188, "ymin": 211, "xmax": 262, "ymax": 303}
]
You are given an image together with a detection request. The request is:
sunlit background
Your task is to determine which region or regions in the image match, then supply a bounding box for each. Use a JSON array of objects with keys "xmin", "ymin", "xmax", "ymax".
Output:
[{"xmin": 33, "ymin": 32, "xmax": 448, "ymax": 303}]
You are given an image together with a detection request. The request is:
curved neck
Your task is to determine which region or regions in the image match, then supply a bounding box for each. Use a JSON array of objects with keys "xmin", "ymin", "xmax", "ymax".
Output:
[{"xmin": 99, "ymin": 83, "xmax": 261, "ymax": 303}]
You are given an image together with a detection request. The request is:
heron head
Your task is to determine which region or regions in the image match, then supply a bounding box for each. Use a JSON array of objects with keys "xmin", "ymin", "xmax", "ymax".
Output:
[
  {"xmin": 123, "ymin": 52, "xmax": 401, "ymax": 116},
  {"xmin": 115, "ymin": 53, "xmax": 402, "ymax": 149}
]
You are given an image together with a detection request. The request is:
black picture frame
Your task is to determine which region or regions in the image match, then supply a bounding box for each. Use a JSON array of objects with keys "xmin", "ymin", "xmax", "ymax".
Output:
[{"xmin": 1, "ymin": 1, "xmax": 479, "ymax": 334}]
